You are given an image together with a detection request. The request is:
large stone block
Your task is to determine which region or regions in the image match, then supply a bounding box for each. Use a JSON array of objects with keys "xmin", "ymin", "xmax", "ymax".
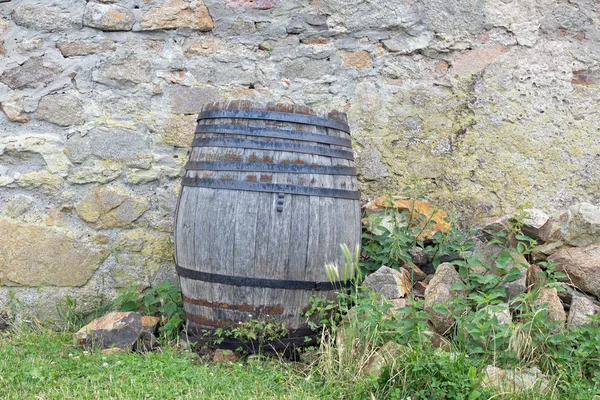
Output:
[
  {"xmin": 65, "ymin": 128, "xmax": 153, "ymax": 169},
  {"xmin": 57, "ymin": 40, "xmax": 117, "ymax": 57},
  {"xmin": 567, "ymin": 296, "xmax": 595, "ymax": 329},
  {"xmin": 11, "ymin": 4, "xmax": 83, "ymax": 31},
  {"xmin": 17, "ymin": 170, "xmax": 65, "ymax": 196},
  {"xmin": 0, "ymin": 218, "xmax": 109, "ymax": 286},
  {"xmin": 111, "ymin": 228, "xmax": 175, "ymax": 287},
  {"xmin": 93, "ymin": 57, "xmax": 153, "ymax": 87},
  {"xmin": 283, "ymin": 58, "xmax": 331, "ymax": 80},
  {"xmin": 0, "ymin": 57, "xmax": 62, "ymax": 90},
  {"xmin": 362, "ymin": 266, "xmax": 411, "ymax": 300},
  {"xmin": 67, "ymin": 160, "xmax": 122, "ymax": 185},
  {"xmin": 140, "ymin": 0, "xmax": 213, "ymax": 31},
  {"xmin": 36, "ymin": 94, "xmax": 85, "ymax": 127},
  {"xmin": 83, "ymin": 3, "xmax": 135, "ymax": 31},
  {"xmin": 75, "ymin": 185, "xmax": 149, "ymax": 229},
  {"xmin": 549, "ymin": 243, "xmax": 600, "ymax": 298},
  {"xmin": 168, "ymin": 85, "xmax": 220, "ymax": 114},
  {"xmin": 560, "ymin": 203, "xmax": 600, "ymax": 247},
  {"xmin": 424, "ymin": 263, "xmax": 466, "ymax": 334}
]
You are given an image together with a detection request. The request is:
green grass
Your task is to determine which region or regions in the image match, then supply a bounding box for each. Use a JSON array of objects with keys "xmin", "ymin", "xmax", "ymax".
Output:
[{"xmin": 0, "ymin": 328, "xmax": 346, "ymax": 400}]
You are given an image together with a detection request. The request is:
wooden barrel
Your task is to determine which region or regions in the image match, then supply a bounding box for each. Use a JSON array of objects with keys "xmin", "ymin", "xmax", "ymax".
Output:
[{"xmin": 174, "ymin": 101, "xmax": 361, "ymax": 342}]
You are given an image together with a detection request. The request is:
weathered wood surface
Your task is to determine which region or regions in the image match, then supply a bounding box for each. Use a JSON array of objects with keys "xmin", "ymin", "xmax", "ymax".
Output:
[{"xmin": 175, "ymin": 101, "xmax": 361, "ymax": 331}]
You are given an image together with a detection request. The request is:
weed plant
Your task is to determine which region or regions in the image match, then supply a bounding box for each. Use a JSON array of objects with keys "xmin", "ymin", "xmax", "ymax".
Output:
[{"xmin": 307, "ymin": 201, "xmax": 600, "ymax": 399}]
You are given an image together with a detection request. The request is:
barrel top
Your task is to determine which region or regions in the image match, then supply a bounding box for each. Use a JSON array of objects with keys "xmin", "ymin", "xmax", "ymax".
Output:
[{"xmin": 200, "ymin": 100, "xmax": 349, "ymax": 126}]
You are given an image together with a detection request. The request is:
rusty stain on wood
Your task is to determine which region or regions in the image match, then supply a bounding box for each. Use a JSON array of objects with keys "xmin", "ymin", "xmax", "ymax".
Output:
[{"xmin": 182, "ymin": 295, "xmax": 284, "ymax": 314}]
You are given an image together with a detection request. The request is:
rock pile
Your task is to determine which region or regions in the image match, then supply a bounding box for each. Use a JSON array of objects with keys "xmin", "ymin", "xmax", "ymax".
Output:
[
  {"xmin": 362, "ymin": 201, "xmax": 600, "ymax": 385},
  {"xmin": 364, "ymin": 202, "xmax": 599, "ymax": 336}
]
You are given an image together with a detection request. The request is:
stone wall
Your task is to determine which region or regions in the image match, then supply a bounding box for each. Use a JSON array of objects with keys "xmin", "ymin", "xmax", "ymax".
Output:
[{"xmin": 0, "ymin": 0, "xmax": 599, "ymax": 318}]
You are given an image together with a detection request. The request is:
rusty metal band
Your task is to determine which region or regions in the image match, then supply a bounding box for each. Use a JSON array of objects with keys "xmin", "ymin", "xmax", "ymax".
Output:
[
  {"xmin": 176, "ymin": 265, "xmax": 352, "ymax": 291},
  {"xmin": 197, "ymin": 109, "xmax": 350, "ymax": 133},
  {"xmin": 195, "ymin": 124, "xmax": 352, "ymax": 147},
  {"xmin": 182, "ymin": 295, "xmax": 284, "ymax": 315},
  {"xmin": 191, "ymin": 137, "xmax": 354, "ymax": 160},
  {"xmin": 181, "ymin": 177, "xmax": 361, "ymax": 199},
  {"xmin": 184, "ymin": 161, "xmax": 357, "ymax": 176}
]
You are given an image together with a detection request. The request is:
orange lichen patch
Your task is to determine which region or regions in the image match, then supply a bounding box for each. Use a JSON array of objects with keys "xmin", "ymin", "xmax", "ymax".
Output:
[
  {"xmin": 259, "ymin": 174, "xmax": 273, "ymax": 182},
  {"xmin": 364, "ymin": 196, "xmax": 451, "ymax": 240},
  {"xmin": 262, "ymin": 155, "xmax": 273, "ymax": 162},
  {"xmin": 246, "ymin": 174, "xmax": 257, "ymax": 182}
]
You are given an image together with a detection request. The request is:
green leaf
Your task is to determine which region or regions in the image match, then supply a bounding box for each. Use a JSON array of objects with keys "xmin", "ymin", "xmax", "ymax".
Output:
[
  {"xmin": 119, "ymin": 300, "xmax": 139, "ymax": 312},
  {"xmin": 162, "ymin": 301, "xmax": 178, "ymax": 317}
]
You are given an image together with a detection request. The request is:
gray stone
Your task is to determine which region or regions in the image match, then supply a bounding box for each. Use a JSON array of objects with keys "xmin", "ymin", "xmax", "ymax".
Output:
[
  {"xmin": 286, "ymin": 16, "xmax": 306, "ymax": 34},
  {"xmin": 424, "ymin": 263, "xmax": 466, "ymax": 334},
  {"xmin": 11, "ymin": 4, "xmax": 83, "ymax": 31},
  {"xmin": 317, "ymin": 0, "xmax": 423, "ymax": 32},
  {"xmin": 363, "ymin": 266, "xmax": 411, "ymax": 300},
  {"xmin": 65, "ymin": 128, "xmax": 153, "ymax": 169},
  {"xmin": 363, "ymin": 341, "xmax": 403, "ymax": 376},
  {"xmin": 283, "ymin": 58, "xmax": 331, "ymax": 80},
  {"xmin": 482, "ymin": 365, "xmax": 550, "ymax": 394},
  {"xmin": 567, "ymin": 296, "xmax": 596, "ymax": 329},
  {"xmin": 548, "ymin": 4, "xmax": 592, "ymax": 33},
  {"xmin": 0, "ymin": 57, "xmax": 62, "ymax": 90},
  {"xmin": 502, "ymin": 255, "xmax": 528, "ymax": 302},
  {"xmin": 36, "ymin": 94, "xmax": 85, "ymax": 126},
  {"xmin": 93, "ymin": 57, "xmax": 153, "ymax": 87},
  {"xmin": 512, "ymin": 22, "xmax": 539, "ymax": 47},
  {"xmin": 83, "ymin": 3, "xmax": 135, "ymax": 31},
  {"xmin": 67, "ymin": 160, "xmax": 122, "ymax": 184},
  {"xmin": 549, "ymin": 243, "xmax": 600, "ymax": 298},
  {"xmin": 515, "ymin": 208, "xmax": 552, "ymax": 242},
  {"xmin": 557, "ymin": 283, "xmax": 600, "ymax": 308},
  {"xmin": 2, "ymin": 194, "xmax": 34, "ymax": 218},
  {"xmin": 560, "ymin": 203, "xmax": 600, "ymax": 247},
  {"xmin": 382, "ymin": 31, "xmax": 433, "ymax": 54},
  {"xmin": 355, "ymin": 146, "xmax": 389, "ymax": 181},
  {"xmin": 305, "ymin": 13, "xmax": 328, "ymax": 27},
  {"xmin": 74, "ymin": 312, "xmax": 143, "ymax": 350},
  {"xmin": 408, "ymin": 247, "xmax": 428, "ymax": 266},
  {"xmin": 168, "ymin": 85, "xmax": 220, "ymax": 114},
  {"xmin": 484, "ymin": 303, "xmax": 512, "ymax": 325},
  {"xmin": 423, "ymin": 0, "xmax": 485, "ymax": 36}
]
